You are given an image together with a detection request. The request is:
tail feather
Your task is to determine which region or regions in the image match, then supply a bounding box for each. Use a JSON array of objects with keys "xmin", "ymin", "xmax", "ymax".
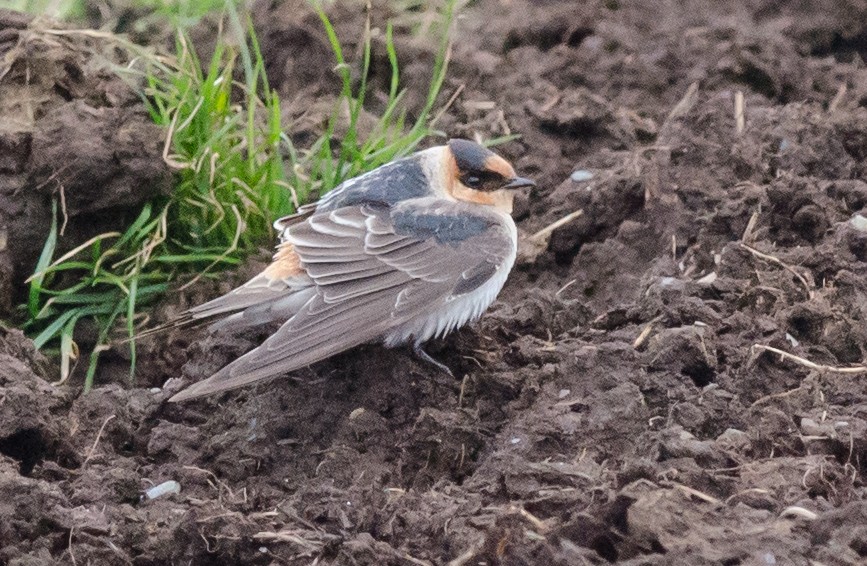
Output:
[
  {"xmin": 206, "ymin": 287, "xmax": 316, "ymax": 333},
  {"xmin": 127, "ymin": 274, "xmax": 313, "ymax": 343}
]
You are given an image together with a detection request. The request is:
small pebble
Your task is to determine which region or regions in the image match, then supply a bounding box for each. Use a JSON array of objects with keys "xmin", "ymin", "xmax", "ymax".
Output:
[
  {"xmin": 570, "ymin": 170, "xmax": 594, "ymax": 182},
  {"xmin": 695, "ymin": 271, "xmax": 717, "ymax": 285},
  {"xmin": 144, "ymin": 480, "xmax": 181, "ymax": 500},
  {"xmin": 850, "ymin": 214, "xmax": 867, "ymax": 233},
  {"xmin": 510, "ymin": 437, "xmax": 522, "ymax": 445}
]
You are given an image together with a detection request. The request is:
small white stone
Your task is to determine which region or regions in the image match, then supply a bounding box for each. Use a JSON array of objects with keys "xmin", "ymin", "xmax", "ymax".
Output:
[
  {"xmin": 850, "ymin": 214, "xmax": 867, "ymax": 232},
  {"xmin": 144, "ymin": 480, "xmax": 181, "ymax": 500},
  {"xmin": 510, "ymin": 437, "xmax": 522, "ymax": 445},
  {"xmin": 570, "ymin": 170, "xmax": 594, "ymax": 182}
]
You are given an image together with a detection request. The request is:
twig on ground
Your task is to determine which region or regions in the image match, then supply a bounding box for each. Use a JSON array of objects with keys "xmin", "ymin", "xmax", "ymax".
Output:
[
  {"xmin": 741, "ymin": 210, "xmax": 759, "ymax": 243},
  {"xmin": 779, "ymin": 506, "xmax": 818, "ymax": 520},
  {"xmin": 749, "ymin": 385, "xmax": 808, "ymax": 408},
  {"xmin": 530, "ymin": 209, "xmax": 584, "ymax": 243},
  {"xmin": 82, "ymin": 414, "xmax": 116, "ymax": 466},
  {"xmin": 431, "ymin": 83, "xmax": 465, "ymax": 127},
  {"xmin": 514, "ymin": 505, "xmax": 549, "ymax": 534},
  {"xmin": 458, "ymin": 374, "xmax": 468, "ymax": 407},
  {"xmin": 182, "ymin": 465, "xmax": 241, "ymax": 503},
  {"xmin": 739, "ymin": 243, "xmax": 814, "ymax": 299},
  {"xmin": 634, "ymin": 316, "xmax": 663, "ymax": 350},
  {"xmin": 402, "ymin": 553, "xmax": 435, "ymax": 566},
  {"xmin": 664, "ymin": 481, "xmax": 722, "ymax": 505},
  {"xmin": 252, "ymin": 530, "xmax": 325, "ymax": 550},
  {"xmin": 447, "ymin": 540, "xmax": 484, "ymax": 566},
  {"xmin": 68, "ymin": 526, "xmax": 77, "ymax": 566},
  {"xmin": 58, "ymin": 183, "xmax": 69, "ymax": 236},
  {"xmin": 828, "ymin": 83, "xmax": 847, "ymax": 113},
  {"xmin": 664, "ymin": 81, "xmax": 699, "ymax": 127},
  {"xmin": 519, "ymin": 209, "xmax": 585, "ymax": 264},
  {"xmin": 734, "ymin": 90, "xmax": 745, "ymax": 135},
  {"xmin": 751, "ymin": 344, "xmax": 867, "ymax": 375},
  {"xmin": 725, "ymin": 488, "xmax": 770, "ymax": 505}
]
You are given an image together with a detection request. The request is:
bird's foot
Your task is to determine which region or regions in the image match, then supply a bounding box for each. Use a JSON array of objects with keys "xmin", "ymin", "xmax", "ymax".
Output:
[{"xmin": 412, "ymin": 343, "xmax": 455, "ymax": 379}]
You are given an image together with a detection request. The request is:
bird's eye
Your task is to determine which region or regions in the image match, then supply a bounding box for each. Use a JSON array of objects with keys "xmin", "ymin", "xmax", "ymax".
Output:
[{"xmin": 464, "ymin": 175, "xmax": 481, "ymax": 188}]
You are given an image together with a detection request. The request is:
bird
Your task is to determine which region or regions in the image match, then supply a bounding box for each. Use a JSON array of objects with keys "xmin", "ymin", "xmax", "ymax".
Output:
[{"xmin": 160, "ymin": 138, "xmax": 535, "ymax": 402}]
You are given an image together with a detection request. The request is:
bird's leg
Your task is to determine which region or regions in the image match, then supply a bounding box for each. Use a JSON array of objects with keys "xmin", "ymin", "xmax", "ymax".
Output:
[{"xmin": 412, "ymin": 342, "xmax": 455, "ymax": 379}]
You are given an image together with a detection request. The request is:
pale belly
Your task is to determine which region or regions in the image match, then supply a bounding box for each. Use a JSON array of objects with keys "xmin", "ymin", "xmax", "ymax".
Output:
[{"xmin": 381, "ymin": 214, "xmax": 517, "ymax": 347}]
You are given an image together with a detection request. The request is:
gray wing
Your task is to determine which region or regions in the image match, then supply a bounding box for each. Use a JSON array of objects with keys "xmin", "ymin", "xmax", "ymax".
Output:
[
  {"xmin": 169, "ymin": 198, "xmax": 514, "ymax": 401},
  {"xmin": 135, "ymin": 207, "xmax": 317, "ymax": 341}
]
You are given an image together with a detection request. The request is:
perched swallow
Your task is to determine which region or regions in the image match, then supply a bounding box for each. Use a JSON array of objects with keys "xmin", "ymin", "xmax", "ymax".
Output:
[{"xmin": 163, "ymin": 139, "xmax": 535, "ymax": 402}]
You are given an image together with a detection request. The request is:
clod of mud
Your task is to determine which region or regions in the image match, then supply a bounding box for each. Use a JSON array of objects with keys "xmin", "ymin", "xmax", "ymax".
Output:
[{"xmin": 0, "ymin": 10, "xmax": 171, "ymax": 317}]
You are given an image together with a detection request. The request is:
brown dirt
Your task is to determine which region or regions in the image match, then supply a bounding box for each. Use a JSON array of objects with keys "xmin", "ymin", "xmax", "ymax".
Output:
[
  {"xmin": 2, "ymin": 0, "xmax": 867, "ymax": 564},
  {"xmin": 0, "ymin": 10, "xmax": 172, "ymax": 317}
]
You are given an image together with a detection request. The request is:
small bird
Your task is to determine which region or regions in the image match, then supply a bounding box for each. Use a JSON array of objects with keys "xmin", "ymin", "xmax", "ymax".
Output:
[{"xmin": 163, "ymin": 139, "xmax": 535, "ymax": 402}]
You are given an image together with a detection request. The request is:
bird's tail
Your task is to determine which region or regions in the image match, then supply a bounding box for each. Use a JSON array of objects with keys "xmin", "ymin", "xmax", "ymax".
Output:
[{"xmin": 125, "ymin": 274, "xmax": 315, "ymax": 343}]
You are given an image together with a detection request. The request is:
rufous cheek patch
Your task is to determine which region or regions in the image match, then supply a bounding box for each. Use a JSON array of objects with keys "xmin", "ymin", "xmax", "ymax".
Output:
[
  {"xmin": 484, "ymin": 155, "xmax": 517, "ymax": 180},
  {"xmin": 451, "ymin": 184, "xmax": 496, "ymax": 206}
]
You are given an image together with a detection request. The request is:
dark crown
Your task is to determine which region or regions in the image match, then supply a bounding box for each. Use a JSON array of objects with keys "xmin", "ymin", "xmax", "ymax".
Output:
[{"xmin": 448, "ymin": 139, "xmax": 494, "ymax": 174}]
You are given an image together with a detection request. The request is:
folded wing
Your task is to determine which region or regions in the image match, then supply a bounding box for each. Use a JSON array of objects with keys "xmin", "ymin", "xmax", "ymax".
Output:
[{"xmin": 170, "ymin": 198, "xmax": 514, "ymax": 401}]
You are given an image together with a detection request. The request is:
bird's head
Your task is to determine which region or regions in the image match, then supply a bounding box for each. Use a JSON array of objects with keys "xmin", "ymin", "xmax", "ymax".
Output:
[{"xmin": 441, "ymin": 138, "xmax": 536, "ymax": 213}]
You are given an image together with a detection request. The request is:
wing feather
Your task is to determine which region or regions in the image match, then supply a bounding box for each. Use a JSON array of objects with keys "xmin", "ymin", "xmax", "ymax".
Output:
[{"xmin": 169, "ymin": 198, "xmax": 514, "ymax": 401}]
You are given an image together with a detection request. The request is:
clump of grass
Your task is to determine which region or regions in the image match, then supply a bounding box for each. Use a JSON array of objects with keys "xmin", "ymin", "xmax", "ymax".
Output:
[
  {"xmin": 146, "ymin": 23, "xmax": 294, "ymax": 269},
  {"xmin": 134, "ymin": 0, "xmax": 235, "ymax": 28},
  {"xmin": 25, "ymin": 0, "xmax": 458, "ymax": 390},
  {"xmin": 8, "ymin": 0, "xmax": 234, "ymax": 27},
  {"xmin": 291, "ymin": 0, "xmax": 456, "ymax": 200},
  {"xmin": 4, "ymin": 0, "xmax": 87, "ymax": 20},
  {"xmin": 27, "ymin": 12, "xmax": 288, "ymax": 390}
]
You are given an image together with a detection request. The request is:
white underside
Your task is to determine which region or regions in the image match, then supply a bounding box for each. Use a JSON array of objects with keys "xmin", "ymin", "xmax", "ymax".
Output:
[{"xmin": 381, "ymin": 212, "xmax": 517, "ymax": 347}]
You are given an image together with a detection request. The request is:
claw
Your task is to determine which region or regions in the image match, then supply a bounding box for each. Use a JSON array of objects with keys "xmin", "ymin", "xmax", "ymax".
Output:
[{"xmin": 412, "ymin": 342, "xmax": 455, "ymax": 379}]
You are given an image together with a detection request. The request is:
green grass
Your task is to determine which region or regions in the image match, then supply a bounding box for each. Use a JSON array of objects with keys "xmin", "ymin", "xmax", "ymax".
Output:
[
  {"xmin": 24, "ymin": 0, "xmax": 458, "ymax": 390},
  {"xmin": 0, "ymin": 0, "xmax": 234, "ymax": 27},
  {"xmin": 0, "ymin": 0, "xmax": 85, "ymax": 20},
  {"xmin": 132, "ymin": 0, "xmax": 235, "ymax": 28}
]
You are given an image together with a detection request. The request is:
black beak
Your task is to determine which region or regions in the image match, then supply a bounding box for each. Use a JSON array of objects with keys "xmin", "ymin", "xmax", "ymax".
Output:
[{"xmin": 503, "ymin": 176, "xmax": 536, "ymax": 190}]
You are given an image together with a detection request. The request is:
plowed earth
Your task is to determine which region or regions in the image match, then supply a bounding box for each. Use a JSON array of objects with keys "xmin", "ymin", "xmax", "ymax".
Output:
[{"xmin": 2, "ymin": 1, "xmax": 867, "ymax": 564}]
